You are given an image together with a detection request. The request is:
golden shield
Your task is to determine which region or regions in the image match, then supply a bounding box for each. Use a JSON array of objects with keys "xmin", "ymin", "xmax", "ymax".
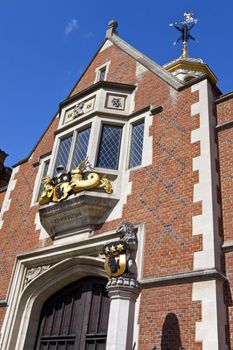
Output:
[
  {"xmin": 104, "ymin": 241, "xmax": 126, "ymax": 277},
  {"xmin": 53, "ymin": 182, "xmax": 71, "ymax": 202}
]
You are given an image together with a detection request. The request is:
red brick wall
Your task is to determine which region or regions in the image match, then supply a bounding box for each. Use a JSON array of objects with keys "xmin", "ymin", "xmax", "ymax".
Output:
[
  {"xmin": 224, "ymin": 252, "xmax": 233, "ymax": 348},
  {"xmin": 217, "ymin": 97, "xmax": 233, "ymax": 349},
  {"xmin": 0, "ymin": 308, "xmax": 6, "ymax": 333},
  {"xmin": 138, "ymin": 284, "xmax": 202, "ymax": 349},
  {"xmin": 217, "ymin": 97, "xmax": 233, "ymax": 242},
  {"xmin": 0, "ymin": 117, "xmax": 58, "ymax": 302},
  {"xmin": 96, "ymin": 87, "xmax": 202, "ymax": 277},
  {"xmin": 0, "ymin": 191, "xmax": 5, "ymax": 210},
  {"xmin": 217, "ymin": 97, "xmax": 233, "ymax": 125},
  {"xmin": 70, "ymin": 44, "xmax": 136, "ymax": 97}
]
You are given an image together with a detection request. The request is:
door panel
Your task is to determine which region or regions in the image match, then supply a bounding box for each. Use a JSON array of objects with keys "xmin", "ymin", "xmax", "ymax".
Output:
[{"xmin": 34, "ymin": 277, "xmax": 109, "ymax": 350}]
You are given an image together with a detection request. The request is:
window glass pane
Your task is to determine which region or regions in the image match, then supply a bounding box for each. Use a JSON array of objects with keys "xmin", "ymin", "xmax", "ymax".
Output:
[
  {"xmin": 71, "ymin": 127, "xmax": 91, "ymax": 169},
  {"xmin": 37, "ymin": 160, "xmax": 50, "ymax": 201},
  {"xmin": 54, "ymin": 136, "xmax": 72, "ymax": 175},
  {"xmin": 129, "ymin": 121, "xmax": 144, "ymax": 168},
  {"xmin": 98, "ymin": 67, "xmax": 106, "ymax": 81},
  {"xmin": 97, "ymin": 125, "xmax": 122, "ymax": 170}
]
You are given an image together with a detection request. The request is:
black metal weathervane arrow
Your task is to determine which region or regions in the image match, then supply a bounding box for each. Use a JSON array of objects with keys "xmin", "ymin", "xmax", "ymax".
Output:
[{"xmin": 169, "ymin": 12, "xmax": 198, "ymax": 58}]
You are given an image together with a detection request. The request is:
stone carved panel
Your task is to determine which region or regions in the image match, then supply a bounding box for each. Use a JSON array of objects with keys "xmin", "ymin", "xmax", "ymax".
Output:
[
  {"xmin": 64, "ymin": 96, "xmax": 95, "ymax": 124},
  {"xmin": 25, "ymin": 265, "xmax": 51, "ymax": 286},
  {"xmin": 105, "ymin": 93, "xmax": 126, "ymax": 111}
]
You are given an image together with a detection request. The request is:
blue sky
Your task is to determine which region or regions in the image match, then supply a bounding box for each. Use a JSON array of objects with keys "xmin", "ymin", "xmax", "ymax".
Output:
[{"xmin": 1, "ymin": 0, "xmax": 233, "ymax": 166}]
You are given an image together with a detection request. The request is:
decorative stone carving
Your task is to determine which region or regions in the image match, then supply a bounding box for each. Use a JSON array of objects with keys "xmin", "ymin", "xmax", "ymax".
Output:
[
  {"xmin": 116, "ymin": 221, "xmax": 138, "ymax": 278},
  {"xmin": 104, "ymin": 221, "xmax": 138, "ymax": 278},
  {"xmin": 107, "ymin": 275, "xmax": 139, "ymax": 288},
  {"xmin": 64, "ymin": 97, "xmax": 95, "ymax": 124},
  {"xmin": 106, "ymin": 94, "xmax": 126, "ymax": 110},
  {"xmin": 104, "ymin": 222, "xmax": 141, "ymax": 350},
  {"xmin": 25, "ymin": 265, "xmax": 51, "ymax": 286}
]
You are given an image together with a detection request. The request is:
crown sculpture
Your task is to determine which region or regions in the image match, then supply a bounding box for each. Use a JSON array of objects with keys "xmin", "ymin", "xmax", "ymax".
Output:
[{"xmin": 39, "ymin": 158, "xmax": 112, "ymax": 205}]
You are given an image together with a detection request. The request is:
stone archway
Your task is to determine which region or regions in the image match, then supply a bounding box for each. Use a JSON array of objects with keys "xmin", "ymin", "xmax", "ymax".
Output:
[{"xmin": 2, "ymin": 257, "xmax": 107, "ymax": 350}]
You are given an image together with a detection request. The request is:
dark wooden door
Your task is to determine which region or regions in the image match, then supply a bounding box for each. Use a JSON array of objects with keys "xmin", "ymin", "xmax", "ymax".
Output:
[{"xmin": 34, "ymin": 277, "xmax": 110, "ymax": 350}]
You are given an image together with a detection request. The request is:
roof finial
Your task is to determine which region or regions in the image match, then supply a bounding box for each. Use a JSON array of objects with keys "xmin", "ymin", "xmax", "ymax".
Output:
[
  {"xmin": 169, "ymin": 12, "xmax": 198, "ymax": 58},
  {"xmin": 106, "ymin": 19, "xmax": 118, "ymax": 37}
]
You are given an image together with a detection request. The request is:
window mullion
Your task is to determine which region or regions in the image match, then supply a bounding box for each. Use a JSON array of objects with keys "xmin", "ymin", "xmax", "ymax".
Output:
[{"xmin": 67, "ymin": 131, "xmax": 77, "ymax": 171}]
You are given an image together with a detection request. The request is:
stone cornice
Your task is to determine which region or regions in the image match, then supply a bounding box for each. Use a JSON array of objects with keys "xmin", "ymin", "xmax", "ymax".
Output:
[
  {"xmin": 140, "ymin": 268, "xmax": 226, "ymax": 288},
  {"xmin": 222, "ymin": 240, "xmax": 233, "ymax": 252},
  {"xmin": 60, "ymin": 81, "xmax": 136, "ymax": 109},
  {"xmin": 216, "ymin": 119, "xmax": 233, "ymax": 132}
]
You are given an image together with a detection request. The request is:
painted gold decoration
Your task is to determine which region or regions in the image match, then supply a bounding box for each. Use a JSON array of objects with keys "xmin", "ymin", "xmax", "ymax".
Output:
[
  {"xmin": 104, "ymin": 241, "xmax": 127, "ymax": 277},
  {"xmin": 165, "ymin": 60, "xmax": 218, "ymax": 85},
  {"xmin": 104, "ymin": 221, "xmax": 138, "ymax": 278},
  {"xmin": 39, "ymin": 158, "xmax": 112, "ymax": 205}
]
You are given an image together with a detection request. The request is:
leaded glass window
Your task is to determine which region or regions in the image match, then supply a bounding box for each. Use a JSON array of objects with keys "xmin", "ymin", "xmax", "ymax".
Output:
[
  {"xmin": 53, "ymin": 127, "xmax": 91, "ymax": 176},
  {"xmin": 53, "ymin": 136, "xmax": 72, "ymax": 175},
  {"xmin": 129, "ymin": 121, "xmax": 144, "ymax": 168},
  {"xmin": 37, "ymin": 160, "xmax": 50, "ymax": 201},
  {"xmin": 97, "ymin": 124, "xmax": 122, "ymax": 170},
  {"xmin": 71, "ymin": 127, "xmax": 91, "ymax": 169}
]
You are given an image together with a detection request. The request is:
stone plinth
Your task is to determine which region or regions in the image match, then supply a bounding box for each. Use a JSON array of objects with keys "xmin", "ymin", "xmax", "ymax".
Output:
[{"xmin": 106, "ymin": 276, "xmax": 141, "ymax": 350}]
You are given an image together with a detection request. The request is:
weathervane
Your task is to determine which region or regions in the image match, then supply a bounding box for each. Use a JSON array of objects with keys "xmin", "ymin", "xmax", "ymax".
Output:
[{"xmin": 170, "ymin": 12, "xmax": 198, "ymax": 58}]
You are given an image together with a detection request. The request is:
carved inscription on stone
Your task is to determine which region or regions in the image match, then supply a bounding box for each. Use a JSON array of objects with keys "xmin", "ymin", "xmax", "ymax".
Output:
[{"xmin": 52, "ymin": 211, "xmax": 82, "ymax": 225}]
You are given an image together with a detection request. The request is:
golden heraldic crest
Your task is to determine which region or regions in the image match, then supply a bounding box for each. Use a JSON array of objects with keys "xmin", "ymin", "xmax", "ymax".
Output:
[{"xmin": 39, "ymin": 158, "xmax": 112, "ymax": 205}]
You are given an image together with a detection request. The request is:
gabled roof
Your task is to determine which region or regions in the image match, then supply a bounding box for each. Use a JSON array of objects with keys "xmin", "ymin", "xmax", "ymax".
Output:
[
  {"xmin": 68, "ymin": 24, "xmax": 184, "ymax": 97},
  {"xmin": 105, "ymin": 29, "xmax": 183, "ymax": 90},
  {"xmin": 13, "ymin": 23, "xmax": 203, "ymax": 167}
]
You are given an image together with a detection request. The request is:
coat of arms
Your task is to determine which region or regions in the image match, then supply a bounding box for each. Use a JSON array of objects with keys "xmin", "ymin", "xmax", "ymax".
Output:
[
  {"xmin": 39, "ymin": 159, "xmax": 112, "ymax": 205},
  {"xmin": 104, "ymin": 221, "xmax": 138, "ymax": 278},
  {"xmin": 104, "ymin": 241, "xmax": 126, "ymax": 277}
]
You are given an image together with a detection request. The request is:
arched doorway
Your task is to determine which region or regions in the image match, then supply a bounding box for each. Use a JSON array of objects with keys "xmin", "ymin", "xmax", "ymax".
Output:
[{"xmin": 34, "ymin": 276, "xmax": 110, "ymax": 350}]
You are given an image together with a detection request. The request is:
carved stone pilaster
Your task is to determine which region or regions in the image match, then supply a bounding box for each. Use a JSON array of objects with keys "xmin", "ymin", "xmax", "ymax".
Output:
[
  {"xmin": 106, "ymin": 276, "xmax": 141, "ymax": 350},
  {"xmin": 106, "ymin": 276, "xmax": 140, "ymax": 297}
]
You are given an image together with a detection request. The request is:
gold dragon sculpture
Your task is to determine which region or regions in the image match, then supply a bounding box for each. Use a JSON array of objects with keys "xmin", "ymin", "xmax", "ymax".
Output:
[{"xmin": 39, "ymin": 158, "xmax": 112, "ymax": 205}]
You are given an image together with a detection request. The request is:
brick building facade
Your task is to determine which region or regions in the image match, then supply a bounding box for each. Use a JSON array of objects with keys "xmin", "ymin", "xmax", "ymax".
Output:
[{"xmin": 0, "ymin": 21, "xmax": 232, "ymax": 349}]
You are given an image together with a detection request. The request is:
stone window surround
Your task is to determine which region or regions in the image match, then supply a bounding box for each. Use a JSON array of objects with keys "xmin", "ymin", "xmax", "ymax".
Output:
[
  {"xmin": 31, "ymin": 155, "xmax": 51, "ymax": 206},
  {"xmin": 0, "ymin": 224, "xmax": 145, "ymax": 350},
  {"xmin": 58, "ymin": 88, "xmax": 133, "ymax": 129},
  {"xmin": 94, "ymin": 61, "xmax": 111, "ymax": 83},
  {"xmin": 31, "ymin": 108, "xmax": 152, "ymax": 229},
  {"xmin": 46, "ymin": 112, "xmax": 150, "ymax": 196}
]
